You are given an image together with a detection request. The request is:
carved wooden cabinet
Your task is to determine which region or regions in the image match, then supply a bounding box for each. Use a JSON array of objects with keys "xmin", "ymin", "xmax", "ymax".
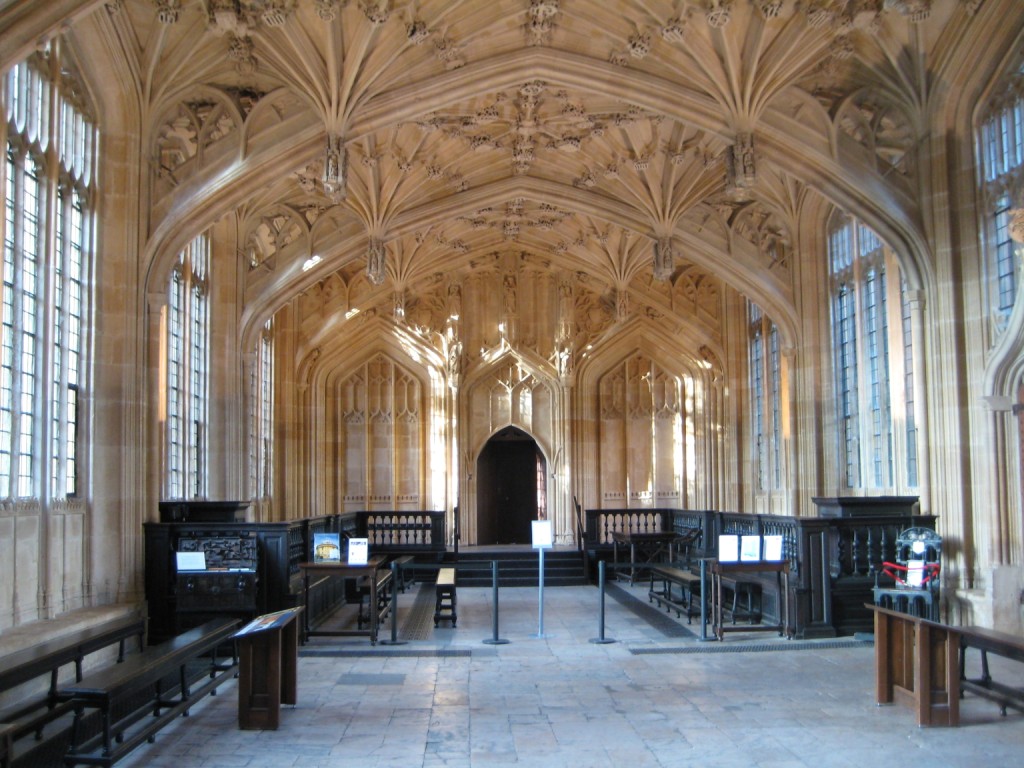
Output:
[{"xmin": 144, "ymin": 513, "xmax": 321, "ymax": 642}]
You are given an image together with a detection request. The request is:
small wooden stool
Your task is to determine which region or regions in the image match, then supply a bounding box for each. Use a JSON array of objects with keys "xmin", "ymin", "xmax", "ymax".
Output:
[{"xmin": 434, "ymin": 568, "xmax": 457, "ymax": 627}]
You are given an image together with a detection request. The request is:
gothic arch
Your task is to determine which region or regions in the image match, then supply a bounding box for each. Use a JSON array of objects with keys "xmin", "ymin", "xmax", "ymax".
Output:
[{"xmin": 458, "ymin": 348, "xmax": 569, "ymax": 545}]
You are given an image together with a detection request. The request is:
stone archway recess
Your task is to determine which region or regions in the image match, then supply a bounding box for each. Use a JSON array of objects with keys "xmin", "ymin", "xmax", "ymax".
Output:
[{"xmin": 475, "ymin": 426, "xmax": 547, "ymax": 546}]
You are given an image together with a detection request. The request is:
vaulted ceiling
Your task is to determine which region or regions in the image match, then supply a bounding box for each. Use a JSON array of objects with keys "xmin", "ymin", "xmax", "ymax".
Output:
[{"xmin": 64, "ymin": 0, "xmax": 985, "ymax": 349}]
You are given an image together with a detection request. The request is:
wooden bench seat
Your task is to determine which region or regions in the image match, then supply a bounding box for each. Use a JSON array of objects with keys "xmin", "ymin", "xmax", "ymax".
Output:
[
  {"xmin": 648, "ymin": 566, "xmax": 702, "ymax": 623},
  {"xmin": 0, "ymin": 614, "xmax": 145, "ymax": 761},
  {"xmin": 391, "ymin": 555, "xmax": 415, "ymax": 592},
  {"xmin": 959, "ymin": 625, "xmax": 1024, "ymax": 716},
  {"xmin": 0, "ymin": 722, "xmax": 14, "ymax": 768},
  {"xmin": 58, "ymin": 618, "xmax": 238, "ymax": 767},
  {"xmin": 434, "ymin": 568, "xmax": 457, "ymax": 627},
  {"xmin": 718, "ymin": 575, "xmax": 760, "ymax": 624},
  {"xmin": 357, "ymin": 570, "xmax": 394, "ymax": 630}
]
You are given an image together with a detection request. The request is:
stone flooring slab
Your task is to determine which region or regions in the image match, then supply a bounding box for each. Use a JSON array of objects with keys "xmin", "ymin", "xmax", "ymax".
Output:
[{"xmin": 113, "ymin": 583, "xmax": 1024, "ymax": 768}]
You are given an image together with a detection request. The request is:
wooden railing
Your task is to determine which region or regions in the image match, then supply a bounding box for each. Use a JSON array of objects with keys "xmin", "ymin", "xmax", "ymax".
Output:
[
  {"xmin": 582, "ymin": 503, "xmax": 934, "ymax": 638},
  {"xmin": 145, "ymin": 509, "xmax": 447, "ymax": 643},
  {"xmin": 358, "ymin": 511, "xmax": 446, "ymax": 551},
  {"xmin": 582, "ymin": 508, "xmax": 676, "ymax": 545}
]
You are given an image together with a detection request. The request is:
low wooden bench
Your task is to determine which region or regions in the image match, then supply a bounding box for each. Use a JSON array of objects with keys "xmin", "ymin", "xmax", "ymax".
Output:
[
  {"xmin": 718, "ymin": 575, "xmax": 759, "ymax": 624},
  {"xmin": 391, "ymin": 555, "xmax": 415, "ymax": 592},
  {"xmin": 434, "ymin": 568, "xmax": 457, "ymax": 627},
  {"xmin": 0, "ymin": 722, "xmax": 14, "ymax": 768},
  {"xmin": 648, "ymin": 565, "xmax": 702, "ymax": 624},
  {"xmin": 58, "ymin": 618, "xmax": 239, "ymax": 767},
  {"xmin": 0, "ymin": 614, "xmax": 145, "ymax": 761},
  {"xmin": 959, "ymin": 625, "xmax": 1024, "ymax": 717},
  {"xmin": 357, "ymin": 569, "xmax": 394, "ymax": 630}
]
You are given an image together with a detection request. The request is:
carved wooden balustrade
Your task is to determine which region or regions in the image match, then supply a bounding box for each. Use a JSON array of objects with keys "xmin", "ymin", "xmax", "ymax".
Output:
[
  {"xmin": 582, "ymin": 508, "xmax": 676, "ymax": 545},
  {"xmin": 357, "ymin": 511, "xmax": 446, "ymax": 551}
]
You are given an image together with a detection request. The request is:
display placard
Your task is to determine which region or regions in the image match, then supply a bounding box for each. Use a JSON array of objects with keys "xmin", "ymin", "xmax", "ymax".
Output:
[
  {"xmin": 347, "ymin": 537, "xmax": 369, "ymax": 565},
  {"xmin": 312, "ymin": 533, "xmax": 341, "ymax": 563},
  {"xmin": 531, "ymin": 520, "xmax": 553, "ymax": 550},
  {"xmin": 740, "ymin": 535, "xmax": 761, "ymax": 561},
  {"xmin": 718, "ymin": 534, "xmax": 739, "ymax": 562},
  {"xmin": 763, "ymin": 534, "xmax": 784, "ymax": 561},
  {"xmin": 175, "ymin": 550, "xmax": 207, "ymax": 571}
]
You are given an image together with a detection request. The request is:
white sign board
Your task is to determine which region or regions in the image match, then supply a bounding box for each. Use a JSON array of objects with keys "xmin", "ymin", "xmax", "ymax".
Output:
[
  {"xmin": 347, "ymin": 537, "xmax": 369, "ymax": 565},
  {"xmin": 763, "ymin": 534, "xmax": 784, "ymax": 561},
  {"xmin": 175, "ymin": 551, "xmax": 207, "ymax": 571},
  {"xmin": 531, "ymin": 520, "xmax": 553, "ymax": 550},
  {"xmin": 740, "ymin": 535, "xmax": 762, "ymax": 562},
  {"xmin": 718, "ymin": 534, "xmax": 739, "ymax": 562}
]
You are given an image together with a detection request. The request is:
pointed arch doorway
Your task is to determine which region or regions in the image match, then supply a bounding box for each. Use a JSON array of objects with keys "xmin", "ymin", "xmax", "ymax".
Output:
[{"xmin": 475, "ymin": 427, "xmax": 547, "ymax": 545}]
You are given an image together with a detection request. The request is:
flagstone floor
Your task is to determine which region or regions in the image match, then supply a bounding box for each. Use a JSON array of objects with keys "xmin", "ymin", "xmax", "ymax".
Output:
[{"xmin": 114, "ymin": 582, "xmax": 1024, "ymax": 768}]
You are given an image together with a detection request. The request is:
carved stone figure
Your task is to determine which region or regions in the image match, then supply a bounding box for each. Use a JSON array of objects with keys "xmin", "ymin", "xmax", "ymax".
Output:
[{"xmin": 366, "ymin": 239, "xmax": 386, "ymax": 285}]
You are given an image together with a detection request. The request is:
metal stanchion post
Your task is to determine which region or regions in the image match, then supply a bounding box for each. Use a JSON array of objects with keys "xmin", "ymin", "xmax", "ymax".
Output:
[
  {"xmin": 482, "ymin": 560, "xmax": 509, "ymax": 645},
  {"xmin": 381, "ymin": 560, "xmax": 407, "ymax": 646},
  {"xmin": 590, "ymin": 560, "xmax": 616, "ymax": 644},
  {"xmin": 534, "ymin": 546, "xmax": 549, "ymax": 638}
]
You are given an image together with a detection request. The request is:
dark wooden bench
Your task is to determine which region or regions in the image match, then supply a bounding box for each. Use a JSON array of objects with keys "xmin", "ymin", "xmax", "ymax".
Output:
[
  {"xmin": 391, "ymin": 555, "xmax": 415, "ymax": 592},
  {"xmin": 648, "ymin": 565, "xmax": 702, "ymax": 623},
  {"xmin": 434, "ymin": 568, "xmax": 457, "ymax": 627},
  {"xmin": 705, "ymin": 569, "xmax": 759, "ymax": 626},
  {"xmin": 959, "ymin": 625, "xmax": 1024, "ymax": 717},
  {"xmin": 58, "ymin": 618, "xmax": 239, "ymax": 767},
  {"xmin": 0, "ymin": 614, "xmax": 145, "ymax": 760},
  {"xmin": 0, "ymin": 722, "xmax": 14, "ymax": 768},
  {"xmin": 357, "ymin": 569, "xmax": 394, "ymax": 630}
]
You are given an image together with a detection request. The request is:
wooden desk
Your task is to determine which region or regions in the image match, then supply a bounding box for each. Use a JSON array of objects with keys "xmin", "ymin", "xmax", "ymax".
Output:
[
  {"xmin": 709, "ymin": 559, "xmax": 789, "ymax": 640},
  {"xmin": 235, "ymin": 607, "xmax": 302, "ymax": 730},
  {"xmin": 298, "ymin": 559, "xmax": 385, "ymax": 644},
  {"xmin": 612, "ymin": 531, "xmax": 689, "ymax": 585},
  {"xmin": 871, "ymin": 604, "xmax": 960, "ymax": 727}
]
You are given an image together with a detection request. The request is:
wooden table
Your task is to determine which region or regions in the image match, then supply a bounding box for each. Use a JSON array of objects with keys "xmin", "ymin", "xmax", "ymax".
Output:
[
  {"xmin": 298, "ymin": 558, "xmax": 385, "ymax": 644},
  {"xmin": 709, "ymin": 559, "xmax": 789, "ymax": 640},
  {"xmin": 612, "ymin": 531, "xmax": 690, "ymax": 585}
]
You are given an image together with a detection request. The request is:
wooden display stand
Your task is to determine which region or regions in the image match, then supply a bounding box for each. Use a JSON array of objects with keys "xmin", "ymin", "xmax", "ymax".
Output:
[
  {"xmin": 871, "ymin": 604, "xmax": 959, "ymax": 727},
  {"xmin": 235, "ymin": 607, "xmax": 303, "ymax": 730}
]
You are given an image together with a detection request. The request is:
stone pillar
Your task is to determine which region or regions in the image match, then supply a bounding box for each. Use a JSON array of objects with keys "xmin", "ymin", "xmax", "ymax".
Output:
[{"xmin": 906, "ymin": 289, "xmax": 930, "ymax": 515}]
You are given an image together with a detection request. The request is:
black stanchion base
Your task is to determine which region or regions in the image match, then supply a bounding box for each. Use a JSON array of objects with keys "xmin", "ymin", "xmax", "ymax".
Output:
[
  {"xmin": 589, "ymin": 637, "xmax": 616, "ymax": 644},
  {"xmin": 380, "ymin": 639, "xmax": 408, "ymax": 645},
  {"xmin": 482, "ymin": 637, "xmax": 510, "ymax": 645}
]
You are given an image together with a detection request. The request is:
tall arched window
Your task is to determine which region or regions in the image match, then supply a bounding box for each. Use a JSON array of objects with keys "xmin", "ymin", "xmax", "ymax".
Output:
[
  {"xmin": 828, "ymin": 215, "xmax": 917, "ymax": 491},
  {"xmin": 978, "ymin": 55, "xmax": 1024, "ymax": 334},
  {"xmin": 165, "ymin": 234, "xmax": 209, "ymax": 499},
  {"xmin": 2, "ymin": 49, "xmax": 95, "ymax": 501},
  {"xmin": 249, "ymin": 319, "xmax": 273, "ymax": 500},
  {"xmin": 748, "ymin": 303, "xmax": 782, "ymax": 493}
]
